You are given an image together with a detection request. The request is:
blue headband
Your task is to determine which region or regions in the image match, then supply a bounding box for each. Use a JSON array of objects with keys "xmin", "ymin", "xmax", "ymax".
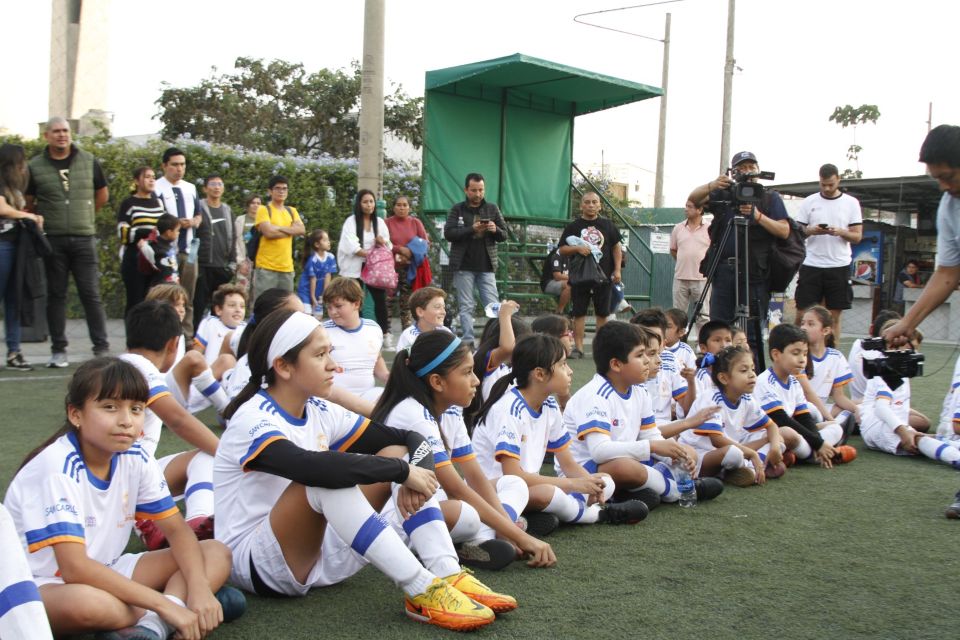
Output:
[{"xmin": 415, "ymin": 337, "xmax": 462, "ymax": 377}]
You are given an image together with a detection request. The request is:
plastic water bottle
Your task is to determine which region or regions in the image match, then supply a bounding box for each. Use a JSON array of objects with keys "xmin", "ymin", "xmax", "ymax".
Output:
[
  {"xmin": 187, "ymin": 238, "xmax": 200, "ymax": 265},
  {"xmin": 484, "ymin": 302, "xmax": 519, "ymax": 318},
  {"xmin": 675, "ymin": 463, "xmax": 697, "ymax": 508},
  {"xmin": 546, "ymin": 237, "xmax": 557, "ymax": 253}
]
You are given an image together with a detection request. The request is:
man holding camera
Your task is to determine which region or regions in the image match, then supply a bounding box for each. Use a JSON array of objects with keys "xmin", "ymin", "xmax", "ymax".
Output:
[
  {"xmin": 794, "ymin": 163, "xmax": 863, "ymax": 340},
  {"xmin": 689, "ymin": 151, "xmax": 789, "ymax": 353}
]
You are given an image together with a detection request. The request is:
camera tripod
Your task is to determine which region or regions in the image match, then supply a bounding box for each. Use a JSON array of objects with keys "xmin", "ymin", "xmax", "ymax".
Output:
[{"xmin": 687, "ymin": 207, "xmax": 767, "ymax": 372}]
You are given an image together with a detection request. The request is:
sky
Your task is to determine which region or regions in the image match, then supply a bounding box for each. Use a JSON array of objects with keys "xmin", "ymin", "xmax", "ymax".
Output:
[{"xmin": 3, "ymin": 0, "xmax": 959, "ymax": 207}]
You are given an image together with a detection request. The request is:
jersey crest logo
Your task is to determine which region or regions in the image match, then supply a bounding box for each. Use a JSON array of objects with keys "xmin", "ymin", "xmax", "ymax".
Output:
[{"xmin": 316, "ymin": 433, "xmax": 329, "ymax": 452}]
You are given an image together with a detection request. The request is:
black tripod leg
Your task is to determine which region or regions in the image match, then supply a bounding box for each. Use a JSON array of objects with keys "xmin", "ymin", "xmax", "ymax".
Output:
[{"xmin": 686, "ymin": 219, "xmax": 735, "ymax": 338}]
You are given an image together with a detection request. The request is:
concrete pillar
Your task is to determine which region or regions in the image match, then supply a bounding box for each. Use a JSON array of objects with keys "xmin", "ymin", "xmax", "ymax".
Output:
[{"xmin": 357, "ymin": 0, "xmax": 386, "ymax": 196}]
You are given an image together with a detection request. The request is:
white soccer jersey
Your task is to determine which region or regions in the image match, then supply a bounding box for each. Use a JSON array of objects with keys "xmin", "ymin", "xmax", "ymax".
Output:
[
  {"xmin": 937, "ymin": 355, "xmax": 960, "ymax": 438},
  {"xmin": 563, "ymin": 374, "xmax": 658, "ymax": 472},
  {"xmin": 195, "ymin": 316, "xmax": 245, "ymax": 366},
  {"xmin": 695, "ymin": 366, "xmax": 717, "ymax": 399},
  {"xmin": 119, "ymin": 352, "xmax": 173, "ymax": 458},
  {"xmin": 482, "ymin": 363, "xmax": 512, "ymax": 404},
  {"xmin": 860, "ymin": 376, "xmax": 911, "ymax": 432},
  {"xmin": 222, "ymin": 354, "xmax": 252, "ymax": 400},
  {"xmin": 473, "ymin": 388, "xmax": 569, "ymax": 478},
  {"xmin": 324, "ymin": 319, "xmax": 384, "ymax": 396},
  {"xmin": 440, "ymin": 406, "xmax": 476, "ymax": 466},
  {"xmin": 667, "ymin": 341, "xmax": 697, "ymax": 371},
  {"xmin": 395, "ymin": 323, "xmax": 451, "ymax": 354},
  {"xmin": 644, "ymin": 350, "xmax": 688, "ymax": 423},
  {"xmin": 382, "ymin": 397, "xmax": 453, "ymax": 469},
  {"xmin": 795, "ymin": 191, "xmax": 863, "ymax": 268},
  {"xmin": 215, "ymin": 391, "xmax": 371, "ymax": 550},
  {"xmin": 5, "ymin": 432, "xmax": 177, "ymax": 579},
  {"xmin": 678, "ymin": 390, "xmax": 772, "ymax": 451},
  {"xmin": 755, "ymin": 368, "xmax": 810, "ymax": 418},
  {"xmin": 803, "ymin": 347, "xmax": 853, "ymax": 403}
]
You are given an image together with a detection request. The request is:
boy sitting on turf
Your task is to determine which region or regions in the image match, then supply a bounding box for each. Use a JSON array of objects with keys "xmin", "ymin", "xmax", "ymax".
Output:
[
  {"xmin": 695, "ymin": 320, "xmax": 734, "ymax": 398},
  {"xmin": 631, "ymin": 308, "xmax": 695, "ymax": 422},
  {"xmin": 322, "ymin": 277, "xmax": 389, "ymax": 400},
  {"xmin": 120, "ymin": 301, "xmax": 225, "ymax": 548},
  {"xmin": 755, "ymin": 323, "xmax": 857, "ymax": 469},
  {"xmin": 560, "ymin": 321, "xmax": 723, "ymax": 510},
  {"xmin": 395, "ymin": 286, "xmax": 450, "ymax": 353}
]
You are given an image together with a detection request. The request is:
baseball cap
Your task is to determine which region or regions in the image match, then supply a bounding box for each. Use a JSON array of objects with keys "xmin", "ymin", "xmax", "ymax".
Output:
[{"xmin": 731, "ymin": 151, "xmax": 758, "ymax": 167}]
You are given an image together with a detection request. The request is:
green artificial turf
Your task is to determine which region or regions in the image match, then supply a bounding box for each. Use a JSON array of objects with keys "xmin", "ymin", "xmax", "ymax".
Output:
[{"xmin": 1, "ymin": 339, "xmax": 958, "ymax": 639}]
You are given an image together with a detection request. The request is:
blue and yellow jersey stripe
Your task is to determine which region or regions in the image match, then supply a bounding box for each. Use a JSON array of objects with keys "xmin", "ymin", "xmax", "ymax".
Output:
[
  {"xmin": 693, "ymin": 422, "xmax": 723, "ymax": 436},
  {"xmin": 331, "ymin": 416, "xmax": 370, "ymax": 452},
  {"xmin": 672, "ymin": 386, "xmax": 688, "ymax": 400},
  {"xmin": 433, "ymin": 450, "xmax": 452, "ymax": 468},
  {"xmin": 577, "ymin": 420, "xmax": 611, "ymax": 440},
  {"xmin": 135, "ymin": 496, "xmax": 179, "ymax": 521},
  {"xmin": 876, "ymin": 390, "xmax": 894, "ymax": 401},
  {"xmin": 833, "ymin": 372, "xmax": 853, "ymax": 387},
  {"xmin": 639, "ymin": 414, "xmax": 657, "ymax": 431},
  {"xmin": 450, "ymin": 444, "xmax": 476, "ymax": 463},
  {"xmin": 25, "ymin": 522, "xmax": 85, "ymax": 553},
  {"xmin": 147, "ymin": 384, "xmax": 171, "ymax": 406},
  {"xmin": 745, "ymin": 417, "xmax": 773, "ymax": 432},
  {"xmin": 494, "ymin": 442, "xmax": 521, "ymax": 460},
  {"xmin": 240, "ymin": 430, "xmax": 287, "ymax": 469},
  {"xmin": 547, "ymin": 433, "xmax": 571, "ymax": 452}
]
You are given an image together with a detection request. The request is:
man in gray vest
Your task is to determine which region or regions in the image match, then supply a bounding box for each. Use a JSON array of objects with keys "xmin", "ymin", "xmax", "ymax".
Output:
[{"xmin": 24, "ymin": 117, "xmax": 110, "ymax": 367}]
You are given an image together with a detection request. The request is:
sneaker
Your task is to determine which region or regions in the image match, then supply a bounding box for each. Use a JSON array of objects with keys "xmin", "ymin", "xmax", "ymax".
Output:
[
  {"xmin": 597, "ymin": 499, "xmax": 649, "ymax": 524},
  {"xmin": 187, "ymin": 515, "xmax": 215, "ymax": 541},
  {"xmin": 456, "ymin": 539, "xmax": 516, "ymax": 571},
  {"xmin": 946, "ymin": 492, "xmax": 960, "ymax": 520},
  {"xmin": 93, "ymin": 348, "xmax": 111, "ymax": 358},
  {"xmin": 405, "ymin": 578, "xmax": 495, "ymax": 631},
  {"xmin": 838, "ymin": 412, "xmax": 857, "ymax": 445},
  {"xmin": 569, "ymin": 347, "xmax": 584, "ymax": 360},
  {"xmin": 832, "ymin": 445, "xmax": 858, "ymax": 464},
  {"xmin": 444, "ymin": 568, "xmax": 518, "ymax": 613},
  {"xmin": 523, "ymin": 512, "xmax": 560, "ymax": 538},
  {"xmin": 135, "ymin": 518, "xmax": 168, "ymax": 551},
  {"xmin": 5, "ymin": 352, "xmax": 32, "ymax": 371},
  {"xmin": 724, "ymin": 467, "xmax": 756, "ymax": 487},
  {"xmin": 765, "ymin": 462, "xmax": 787, "ymax": 479},
  {"xmin": 694, "ymin": 477, "xmax": 724, "ymax": 501},
  {"xmin": 215, "ymin": 585, "xmax": 247, "ymax": 623},
  {"xmin": 383, "ymin": 333, "xmax": 395, "ymax": 350},
  {"xmin": 782, "ymin": 451, "xmax": 797, "ymax": 467},
  {"xmin": 625, "ymin": 488, "xmax": 662, "ymax": 511},
  {"xmin": 47, "ymin": 352, "xmax": 68, "ymax": 368},
  {"xmin": 94, "ymin": 625, "xmax": 160, "ymax": 640}
]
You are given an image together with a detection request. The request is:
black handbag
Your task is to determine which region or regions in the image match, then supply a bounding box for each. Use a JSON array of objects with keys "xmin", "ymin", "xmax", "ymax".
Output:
[{"xmin": 568, "ymin": 253, "xmax": 607, "ymax": 286}]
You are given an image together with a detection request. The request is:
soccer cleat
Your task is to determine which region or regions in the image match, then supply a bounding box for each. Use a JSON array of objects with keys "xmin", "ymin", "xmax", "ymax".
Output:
[
  {"xmin": 597, "ymin": 499, "xmax": 649, "ymax": 524},
  {"xmin": 5, "ymin": 352, "xmax": 32, "ymax": 371},
  {"xmin": 47, "ymin": 351, "xmax": 68, "ymax": 368},
  {"xmin": 782, "ymin": 451, "xmax": 797, "ymax": 467},
  {"xmin": 724, "ymin": 467, "xmax": 756, "ymax": 487},
  {"xmin": 838, "ymin": 412, "xmax": 858, "ymax": 445},
  {"xmin": 187, "ymin": 515, "xmax": 215, "ymax": 541},
  {"xmin": 94, "ymin": 625, "xmax": 160, "ymax": 640},
  {"xmin": 694, "ymin": 477, "xmax": 724, "ymax": 501},
  {"xmin": 405, "ymin": 578, "xmax": 495, "ymax": 631},
  {"xmin": 215, "ymin": 585, "xmax": 247, "ymax": 623},
  {"xmin": 456, "ymin": 539, "xmax": 516, "ymax": 571},
  {"xmin": 832, "ymin": 445, "xmax": 858, "ymax": 464},
  {"xmin": 626, "ymin": 488, "xmax": 662, "ymax": 511},
  {"xmin": 765, "ymin": 462, "xmax": 787, "ymax": 479},
  {"xmin": 135, "ymin": 518, "xmax": 168, "ymax": 551},
  {"xmin": 444, "ymin": 568, "xmax": 517, "ymax": 613},
  {"xmin": 946, "ymin": 492, "xmax": 960, "ymax": 520},
  {"xmin": 523, "ymin": 512, "xmax": 560, "ymax": 538}
]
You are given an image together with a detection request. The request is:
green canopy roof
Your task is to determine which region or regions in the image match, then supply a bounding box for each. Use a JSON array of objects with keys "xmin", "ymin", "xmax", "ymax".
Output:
[{"xmin": 425, "ymin": 53, "xmax": 662, "ymax": 117}]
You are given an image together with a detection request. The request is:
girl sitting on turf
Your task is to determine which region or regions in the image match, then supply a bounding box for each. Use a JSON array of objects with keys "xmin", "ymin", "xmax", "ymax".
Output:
[
  {"xmin": 5, "ymin": 357, "xmax": 244, "ymax": 640},
  {"xmin": 799, "ymin": 306, "xmax": 859, "ymax": 422},
  {"xmin": 215, "ymin": 311, "xmax": 509, "ymax": 631},
  {"xmin": 530, "ymin": 314, "xmax": 575, "ymax": 409},
  {"xmin": 679, "ymin": 346, "xmax": 806, "ymax": 485},
  {"xmin": 372, "ymin": 330, "xmax": 555, "ymax": 571}
]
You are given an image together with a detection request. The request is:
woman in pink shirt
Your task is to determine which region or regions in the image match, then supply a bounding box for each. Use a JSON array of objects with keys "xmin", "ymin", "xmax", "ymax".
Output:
[{"xmin": 385, "ymin": 196, "xmax": 429, "ymax": 330}]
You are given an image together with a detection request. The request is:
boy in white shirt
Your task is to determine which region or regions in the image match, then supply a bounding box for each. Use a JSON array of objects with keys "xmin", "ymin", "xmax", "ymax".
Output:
[
  {"xmin": 396, "ymin": 287, "xmax": 451, "ymax": 353},
  {"xmin": 322, "ymin": 277, "xmax": 389, "ymax": 400},
  {"xmin": 664, "ymin": 307, "xmax": 697, "ymax": 371}
]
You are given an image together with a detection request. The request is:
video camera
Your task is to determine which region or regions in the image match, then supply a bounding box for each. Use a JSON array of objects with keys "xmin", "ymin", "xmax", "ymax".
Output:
[
  {"xmin": 861, "ymin": 337, "xmax": 924, "ymax": 390},
  {"xmin": 725, "ymin": 169, "xmax": 776, "ymax": 206}
]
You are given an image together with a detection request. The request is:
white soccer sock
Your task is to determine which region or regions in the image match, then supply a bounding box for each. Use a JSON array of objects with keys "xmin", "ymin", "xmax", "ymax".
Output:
[
  {"xmin": 639, "ymin": 464, "xmax": 668, "ymax": 496},
  {"xmin": 756, "ymin": 441, "xmax": 785, "ymax": 463},
  {"xmin": 449, "ymin": 501, "xmax": 481, "ymax": 543},
  {"xmin": 574, "ymin": 479, "xmax": 615, "ymax": 524},
  {"xmin": 184, "ymin": 452, "xmax": 215, "ymax": 520},
  {"xmin": 917, "ymin": 437, "xmax": 960, "ymax": 466},
  {"xmin": 191, "ymin": 369, "xmax": 229, "ymax": 413},
  {"xmin": 542, "ymin": 486, "xmax": 588, "ymax": 523},
  {"xmin": 138, "ymin": 595, "xmax": 182, "ymax": 639},
  {"xmin": 305, "ymin": 485, "xmax": 434, "ymax": 597},
  {"xmin": 397, "ymin": 491, "xmax": 461, "ymax": 579},
  {"xmin": 818, "ymin": 422, "xmax": 844, "ymax": 446},
  {"xmin": 792, "ymin": 439, "xmax": 813, "ymax": 460},
  {"xmin": 471, "ymin": 474, "xmax": 530, "ymax": 542},
  {"xmin": 647, "ymin": 462, "xmax": 679, "ymax": 502},
  {"xmin": 721, "ymin": 445, "xmax": 744, "ymax": 470}
]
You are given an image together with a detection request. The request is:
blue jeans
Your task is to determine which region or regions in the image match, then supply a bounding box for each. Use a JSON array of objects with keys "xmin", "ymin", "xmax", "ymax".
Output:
[
  {"xmin": 0, "ymin": 238, "xmax": 21, "ymax": 352},
  {"xmin": 454, "ymin": 271, "xmax": 499, "ymax": 342}
]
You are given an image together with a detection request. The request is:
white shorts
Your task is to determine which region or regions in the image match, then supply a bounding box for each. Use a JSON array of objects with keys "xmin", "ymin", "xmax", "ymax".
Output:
[
  {"xmin": 165, "ymin": 369, "xmax": 210, "ymax": 414},
  {"xmin": 860, "ymin": 421, "xmax": 907, "ymax": 455},
  {"xmin": 35, "ymin": 552, "xmax": 143, "ymax": 587},
  {"xmin": 229, "ymin": 517, "xmax": 367, "ymax": 597}
]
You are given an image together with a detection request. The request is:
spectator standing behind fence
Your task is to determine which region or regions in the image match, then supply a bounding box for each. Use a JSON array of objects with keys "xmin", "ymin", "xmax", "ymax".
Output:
[
  {"xmin": 24, "ymin": 117, "xmax": 110, "ymax": 367},
  {"xmin": 253, "ymin": 175, "xmax": 305, "ymax": 302},
  {"xmin": 155, "ymin": 147, "xmax": 205, "ymax": 338},
  {"xmin": 443, "ymin": 173, "xmax": 507, "ymax": 346},
  {"xmin": 193, "ymin": 173, "xmax": 237, "ymax": 331},
  {"xmin": 337, "ymin": 189, "xmax": 393, "ymax": 343},
  {"xmin": 234, "ymin": 194, "xmax": 260, "ymax": 294},
  {"xmin": 0, "ymin": 144, "xmax": 45, "ymax": 371},
  {"xmin": 385, "ymin": 195, "xmax": 428, "ymax": 330},
  {"xmin": 669, "ymin": 199, "xmax": 711, "ymax": 335},
  {"xmin": 117, "ymin": 166, "xmax": 165, "ymax": 313}
]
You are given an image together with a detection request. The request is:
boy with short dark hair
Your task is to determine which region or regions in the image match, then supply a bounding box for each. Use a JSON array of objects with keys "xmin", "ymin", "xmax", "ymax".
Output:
[
  {"xmin": 695, "ymin": 320, "xmax": 733, "ymax": 397},
  {"xmin": 631, "ymin": 308, "xmax": 695, "ymax": 421},
  {"xmin": 664, "ymin": 308, "xmax": 696, "ymax": 370},
  {"xmin": 139, "ymin": 213, "xmax": 180, "ymax": 285},
  {"xmin": 396, "ymin": 286, "xmax": 451, "ymax": 352},
  {"xmin": 322, "ymin": 277, "xmax": 389, "ymax": 399}
]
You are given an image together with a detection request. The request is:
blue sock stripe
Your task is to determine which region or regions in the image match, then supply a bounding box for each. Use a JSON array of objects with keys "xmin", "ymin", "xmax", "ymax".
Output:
[
  {"xmin": 184, "ymin": 481, "xmax": 214, "ymax": 499},
  {"xmin": 201, "ymin": 381, "xmax": 222, "ymax": 397},
  {"xmin": 501, "ymin": 503, "xmax": 518, "ymax": 522},
  {"xmin": 351, "ymin": 513, "xmax": 387, "ymax": 556},
  {"xmin": 653, "ymin": 462, "xmax": 674, "ymax": 497},
  {"xmin": 571, "ymin": 493, "xmax": 586, "ymax": 522},
  {"xmin": 935, "ymin": 443, "xmax": 949, "ymax": 460},
  {"xmin": 401, "ymin": 506, "xmax": 444, "ymax": 537},
  {"xmin": 0, "ymin": 581, "xmax": 43, "ymax": 618},
  {"xmin": 758, "ymin": 451, "xmax": 767, "ymax": 463}
]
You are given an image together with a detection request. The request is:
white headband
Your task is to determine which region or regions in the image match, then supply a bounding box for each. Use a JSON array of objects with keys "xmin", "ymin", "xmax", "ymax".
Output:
[{"xmin": 267, "ymin": 312, "xmax": 321, "ymax": 370}]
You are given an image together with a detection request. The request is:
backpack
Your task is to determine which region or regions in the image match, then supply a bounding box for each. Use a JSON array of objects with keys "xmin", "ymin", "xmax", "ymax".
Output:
[
  {"xmin": 246, "ymin": 204, "xmax": 293, "ymax": 264},
  {"xmin": 768, "ymin": 216, "xmax": 807, "ymax": 292},
  {"xmin": 361, "ymin": 244, "xmax": 399, "ymax": 290}
]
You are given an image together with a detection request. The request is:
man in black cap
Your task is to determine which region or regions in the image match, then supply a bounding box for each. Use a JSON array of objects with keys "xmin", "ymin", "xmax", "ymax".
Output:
[{"xmin": 688, "ymin": 151, "xmax": 789, "ymax": 352}]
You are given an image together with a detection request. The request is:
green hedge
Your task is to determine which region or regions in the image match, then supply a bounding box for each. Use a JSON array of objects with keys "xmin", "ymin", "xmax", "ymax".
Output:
[{"xmin": 1, "ymin": 133, "xmax": 422, "ymax": 318}]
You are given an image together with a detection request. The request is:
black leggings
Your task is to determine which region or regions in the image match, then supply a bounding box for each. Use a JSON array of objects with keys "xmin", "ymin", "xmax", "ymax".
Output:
[{"xmin": 355, "ymin": 278, "xmax": 389, "ymax": 334}]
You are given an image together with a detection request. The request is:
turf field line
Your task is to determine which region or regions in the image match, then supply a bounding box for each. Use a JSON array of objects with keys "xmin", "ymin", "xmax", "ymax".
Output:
[{"xmin": 0, "ymin": 374, "xmax": 71, "ymax": 382}]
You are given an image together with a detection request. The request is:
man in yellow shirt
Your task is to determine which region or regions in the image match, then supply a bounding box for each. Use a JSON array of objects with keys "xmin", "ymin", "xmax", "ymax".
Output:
[{"xmin": 254, "ymin": 175, "xmax": 305, "ymax": 301}]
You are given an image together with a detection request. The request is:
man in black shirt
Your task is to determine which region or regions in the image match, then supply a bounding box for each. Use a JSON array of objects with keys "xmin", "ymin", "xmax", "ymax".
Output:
[
  {"xmin": 443, "ymin": 173, "xmax": 507, "ymax": 344},
  {"xmin": 194, "ymin": 174, "xmax": 233, "ymax": 329},
  {"xmin": 558, "ymin": 192, "xmax": 623, "ymax": 358}
]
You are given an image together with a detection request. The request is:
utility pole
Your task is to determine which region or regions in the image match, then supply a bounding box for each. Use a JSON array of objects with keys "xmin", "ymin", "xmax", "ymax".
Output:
[
  {"xmin": 653, "ymin": 12, "xmax": 670, "ymax": 208},
  {"xmin": 719, "ymin": 0, "xmax": 735, "ymax": 174},
  {"xmin": 357, "ymin": 0, "xmax": 385, "ymax": 196}
]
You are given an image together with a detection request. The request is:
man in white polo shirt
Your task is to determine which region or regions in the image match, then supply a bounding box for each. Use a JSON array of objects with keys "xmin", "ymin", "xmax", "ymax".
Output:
[
  {"xmin": 670, "ymin": 199, "xmax": 710, "ymax": 334},
  {"xmin": 794, "ymin": 163, "xmax": 863, "ymax": 340}
]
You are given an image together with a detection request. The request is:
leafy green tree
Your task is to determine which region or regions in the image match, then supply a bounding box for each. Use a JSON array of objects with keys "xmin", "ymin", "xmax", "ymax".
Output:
[
  {"xmin": 155, "ymin": 57, "xmax": 423, "ymax": 159},
  {"xmin": 829, "ymin": 104, "xmax": 881, "ymax": 179}
]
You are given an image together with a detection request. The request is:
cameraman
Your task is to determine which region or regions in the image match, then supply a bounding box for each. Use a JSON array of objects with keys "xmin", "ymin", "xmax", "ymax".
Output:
[{"xmin": 689, "ymin": 151, "xmax": 789, "ymax": 353}]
